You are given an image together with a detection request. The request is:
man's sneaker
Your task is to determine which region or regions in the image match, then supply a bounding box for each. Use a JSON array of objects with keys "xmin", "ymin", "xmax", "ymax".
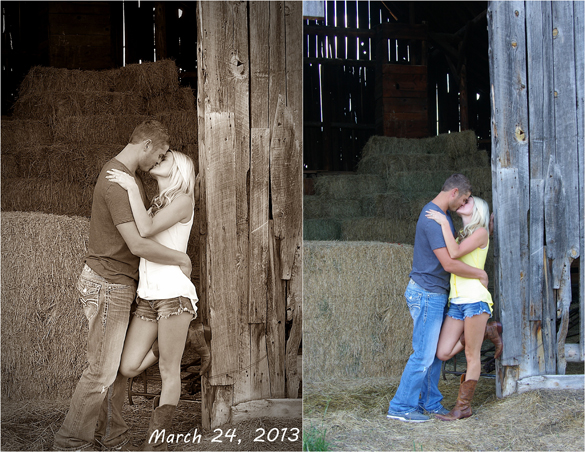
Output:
[{"xmin": 386, "ymin": 411, "xmax": 431, "ymax": 423}]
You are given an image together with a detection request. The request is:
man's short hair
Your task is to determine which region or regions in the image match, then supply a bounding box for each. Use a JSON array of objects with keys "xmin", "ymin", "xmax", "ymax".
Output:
[
  {"xmin": 129, "ymin": 119, "xmax": 170, "ymax": 149},
  {"xmin": 442, "ymin": 173, "xmax": 472, "ymax": 195}
]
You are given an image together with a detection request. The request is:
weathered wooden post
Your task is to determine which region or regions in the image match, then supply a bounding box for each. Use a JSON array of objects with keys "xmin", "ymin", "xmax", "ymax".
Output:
[
  {"xmin": 488, "ymin": 0, "xmax": 584, "ymax": 397},
  {"xmin": 196, "ymin": 1, "xmax": 302, "ymax": 428}
]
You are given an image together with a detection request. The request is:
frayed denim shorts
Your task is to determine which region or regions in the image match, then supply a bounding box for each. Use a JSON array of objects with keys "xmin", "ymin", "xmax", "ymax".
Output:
[
  {"xmin": 134, "ymin": 295, "xmax": 196, "ymax": 322},
  {"xmin": 447, "ymin": 301, "xmax": 492, "ymax": 321}
]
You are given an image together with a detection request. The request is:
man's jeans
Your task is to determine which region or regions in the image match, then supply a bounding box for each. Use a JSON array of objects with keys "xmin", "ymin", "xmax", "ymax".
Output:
[
  {"xmin": 388, "ymin": 279, "xmax": 448, "ymax": 415},
  {"xmin": 54, "ymin": 265, "xmax": 136, "ymax": 450}
]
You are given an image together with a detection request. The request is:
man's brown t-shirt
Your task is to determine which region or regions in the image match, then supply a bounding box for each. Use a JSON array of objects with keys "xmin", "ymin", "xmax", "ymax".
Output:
[{"xmin": 85, "ymin": 158, "xmax": 148, "ymax": 286}]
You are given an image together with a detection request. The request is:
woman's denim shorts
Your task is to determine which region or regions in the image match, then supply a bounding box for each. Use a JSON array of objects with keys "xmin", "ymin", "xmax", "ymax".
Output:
[
  {"xmin": 134, "ymin": 295, "xmax": 196, "ymax": 322},
  {"xmin": 447, "ymin": 301, "xmax": 492, "ymax": 321}
]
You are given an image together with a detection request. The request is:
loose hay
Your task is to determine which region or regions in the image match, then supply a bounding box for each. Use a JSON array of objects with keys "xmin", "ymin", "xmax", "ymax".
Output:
[
  {"xmin": 303, "ymin": 377, "xmax": 584, "ymax": 451},
  {"xmin": 1, "ymin": 212, "xmax": 91, "ymax": 400},
  {"xmin": 303, "ymin": 241, "xmax": 414, "ymax": 383},
  {"xmin": 1, "ymin": 119, "xmax": 53, "ymax": 146}
]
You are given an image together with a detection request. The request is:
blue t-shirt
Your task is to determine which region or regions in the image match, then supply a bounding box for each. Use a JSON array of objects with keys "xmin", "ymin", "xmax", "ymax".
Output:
[{"xmin": 409, "ymin": 201, "xmax": 456, "ymax": 294}]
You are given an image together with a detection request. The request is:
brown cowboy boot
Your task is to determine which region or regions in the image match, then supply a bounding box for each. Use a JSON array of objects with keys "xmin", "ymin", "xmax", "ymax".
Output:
[
  {"xmin": 459, "ymin": 321, "xmax": 503, "ymax": 359},
  {"xmin": 186, "ymin": 322, "xmax": 211, "ymax": 376},
  {"xmin": 436, "ymin": 374, "xmax": 477, "ymax": 421},
  {"xmin": 142, "ymin": 396, "xmax": 176, "ymax": 451}
]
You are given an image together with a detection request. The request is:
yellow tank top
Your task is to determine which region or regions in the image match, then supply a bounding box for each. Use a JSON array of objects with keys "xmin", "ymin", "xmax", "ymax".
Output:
[{"xmin": 449, "ymin": 237, "xmax": 493, "ymax": 312}]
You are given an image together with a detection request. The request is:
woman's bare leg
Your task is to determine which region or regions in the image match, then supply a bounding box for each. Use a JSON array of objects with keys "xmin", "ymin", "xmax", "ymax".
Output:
[
  {"xmin": 463, "ymin": 313, "xmax": 490, "ymax": 381},
  {"xmin": 436, "ymin": 316, "xmax": 465, "ymax": 361},
  {"xmin": 157, "ymin": 312, "xmax": 192, "ymax": 406},
  {"xmin": 119, "ymin": 316, "xmax": 159, "ymax": 378}
]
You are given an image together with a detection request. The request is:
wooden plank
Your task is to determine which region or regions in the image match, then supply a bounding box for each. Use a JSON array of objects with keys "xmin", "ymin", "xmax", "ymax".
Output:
[
  {"xmin": 285, "ymin": 239, "xmax": 302, "ymax": 398},
  {"xmin": 250, "ymin": 323, "xmax": 271, "ymax": 400},
  {"xmin": 516, "ymin": 375, "xmax": 584, "ymax": 394},
  {"xmin": 488, "ymin": 1, "xmax": 531, "ymax": 394},
  {"xmin": 269, "ymin": 2, "xmax": 286, "ymax": 130},
  {"xmin": 231, "ymin": 398, "xmax": 302, "ymax": 424},
  {"xmin": 526, "ymin": 0, "xmax": 554, "ymax": 374},
  {"xmin": 154, "ymin": 2, "xmax": 167, "ymax": 60},
  {"xmin": 202, "ymin": 383, "xmax": 233, "ymax": 429},
  {"xmin": 552, "ymin": 1, "xmax": 580, "ymax": 260},
  {"xmin": 270, "ymin": 95, "xmax": 302, "ymax": 280},
  {"xmin": 249, "ymin": 129, "xmax": 270, "ymax": 324},
  {"xmin": 565, "ymin": 344, "xmax": 582, "ymax": 363},
  {"xmin": 286, "ymin": 0, "xmax": 303, "ymax": 143},
  {"xmin": 574, "ymin": 0, "xmax": 585, "ymax": 362},
  {"xmin": 267, "ymin": 221, "xmax": 286, "ymax": 398},
  {"xmin": 250, "ymin": 2, "xmax": 270, "ymax": 128}
]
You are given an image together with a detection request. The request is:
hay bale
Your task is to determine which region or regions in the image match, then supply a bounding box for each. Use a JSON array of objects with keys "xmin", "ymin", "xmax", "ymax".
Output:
[
  {"xmin": 12, "ymin": 92, "xmax": 146, "ymax": 120},
  {"xmin": 52, "ymin": 114, "xmax": 149, "ymax": 144},
  {"xmin": 156, "ymin": 111, "xmax": 198, "ymax": 146},
  {"xmin": 360, "ymin": 192, "xmax": 434, "ymax": 220},
  {"xmin": 1, "ymin": 119, "xmax": 52, "ymax": 146},
  {"xmin": 303, "ymin": 196, "xmax": 362, "ymax": 219},
  {"xmin": 1, "ymin": 212, "xmax": 90, "ymax": 400},
  {"xmin": 146, "ymin": 87, "xmax": 196, "ymax": 115},
  {"xmin": 1, "ymin": 144, "xmax": 124, "ymax": 188},
  {"xmin": 303, "ymin": 241, "xmax": 414, "ymax": 382},
  {"xmin": 303, "ymin": 219, "xmax": 342, "ymax": 241},
  {"xmin": 52, "ymin": 112, "xmax": 197, "ymax": 146},
  {"xmin": 17, "ymin": 61, "xmax": 180, "ymax": 98},
  {"xmin": 361, "ymin": 130, "xmax": 478, "ymax": 159},
  {"xmin": 341, "ymin": 218, "xmax": 417, "ymax": 244},
  {"xmin": 113, "ymin": 60, "xmax": 180, "ymax": 97},
  {"xmin": 1, "ymin": 178, "xmax": 93, "ymax": 217},
  {"xmin": 358, "ymin": 153, "xmax": 451, "ymax": 175},
  {"xmin": 17, "ymin": 66, "xmax": 116, "ymax": 96},
  {"xmin": 314, "ymin": 174, "xmax": 386, "ymax": 199}
]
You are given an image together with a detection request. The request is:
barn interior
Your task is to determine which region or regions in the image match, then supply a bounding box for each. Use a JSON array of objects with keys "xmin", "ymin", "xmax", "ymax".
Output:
[
  {"xmin": 302, "ymin": 0, "xmax": 582, "ymax": 387},
  {"xmin": 2, "ymin": 2, "xmax": 303, "ymax": 449}
]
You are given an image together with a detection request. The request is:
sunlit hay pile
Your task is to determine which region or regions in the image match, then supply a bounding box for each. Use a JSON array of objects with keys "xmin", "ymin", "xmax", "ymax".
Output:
[
  {"xmin": 303, "ymin": 376, "xmax": 584, "ymax": 452},
  {"xmin": 303, "ymin": 241, "xmax": 413, "ymax": 383},
  {"xmin": 303, "ymin": 130, "xmax": 492, "ymax": 246},
  {"xmin": 1, "ymin": 212, "xmax": 90, "ymax": 401}
]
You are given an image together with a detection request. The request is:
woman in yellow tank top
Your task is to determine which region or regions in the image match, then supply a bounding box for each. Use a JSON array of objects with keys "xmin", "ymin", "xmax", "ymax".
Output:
[{"xmin": 425, "ymin": 196, "xmax": 503, "ymax": 421}]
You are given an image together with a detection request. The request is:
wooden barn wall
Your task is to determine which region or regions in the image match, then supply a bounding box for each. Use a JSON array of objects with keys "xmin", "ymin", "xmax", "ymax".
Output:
[
  {"xmin": 488, "ymin": 1, "xmax": 583, "ymax": 397},
  {"xmin": 197, "ymin": 1, "xmax": 302, "ymax": 429},
  {"xmin": 303, "ymin": 0, "xmax": 492, "ymax": 172}
]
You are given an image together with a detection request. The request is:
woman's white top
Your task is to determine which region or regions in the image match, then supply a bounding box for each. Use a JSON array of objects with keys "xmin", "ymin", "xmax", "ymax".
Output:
[{"xmin": 137, "ymin": 210, "xmax": 198, "ymax": 314}]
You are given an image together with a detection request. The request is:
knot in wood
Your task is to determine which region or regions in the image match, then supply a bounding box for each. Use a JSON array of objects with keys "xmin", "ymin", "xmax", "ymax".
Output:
[
  {"xmin": 230, "ymin": 55, "xmax": 245, "ymax": 78},
  {"xmin": 515, "ymin": 125, "xmax": 526, "ymax": 142},
  {"xmin": 511, "ymin": 41, "xmax": 517, "ymax": 48},
  {"xmin": 553, "ymin": 28, "xmax": 559, "ymax": 38},
  {"xmin": 515, "ymin": 10, "xmax": 519, "ymax": 17}
]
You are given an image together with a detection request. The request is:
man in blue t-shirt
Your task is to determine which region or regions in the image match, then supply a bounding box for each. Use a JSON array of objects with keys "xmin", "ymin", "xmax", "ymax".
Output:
[{"xmin": 387, "ymin": 174, "xmax": 488, "ymax": 423}]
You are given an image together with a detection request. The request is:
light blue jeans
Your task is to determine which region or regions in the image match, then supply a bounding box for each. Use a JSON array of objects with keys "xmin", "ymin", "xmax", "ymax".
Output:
[
  {"xmin": 388, "ymin": 279, "xmax": 448, "ymax": 415},
  {"xmin": 53, "ymin": 264, "xmax": 136, "ymax": 450}
]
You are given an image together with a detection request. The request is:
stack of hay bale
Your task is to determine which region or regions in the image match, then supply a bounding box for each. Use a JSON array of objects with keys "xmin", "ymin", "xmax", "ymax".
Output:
[
  {"xmin": 1, "ymin": 60, "xmax": 199, "ymax": 401},
  {"xmin": 304, "ymin": 130, "xmax": 492, "ymax": 243},
  {"xmin": 303, "ymin": 131, "xmax": 493, "ymax": 383}
]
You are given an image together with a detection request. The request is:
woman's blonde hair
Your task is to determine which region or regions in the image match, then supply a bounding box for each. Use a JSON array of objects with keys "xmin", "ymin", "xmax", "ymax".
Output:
[
  {"xmin": 458, "ymin": 196, "xmax": 490, "ymax": 241},
  {"xmin": 149, "ymin": 150, "xmax": 196, "ymax": 216}
]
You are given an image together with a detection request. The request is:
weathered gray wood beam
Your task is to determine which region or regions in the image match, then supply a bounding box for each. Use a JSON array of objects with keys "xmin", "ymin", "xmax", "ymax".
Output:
[
  {"xmin": 526, "ymin": 0, "xmax": 556, "ymax": 375},
  {"xmin": 516, "ymin": 375, "xmax": 584, "ymax": 394},
  {"xmin": 488, "ymin": 1, "xmax": 530, "ymax": 398}
]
